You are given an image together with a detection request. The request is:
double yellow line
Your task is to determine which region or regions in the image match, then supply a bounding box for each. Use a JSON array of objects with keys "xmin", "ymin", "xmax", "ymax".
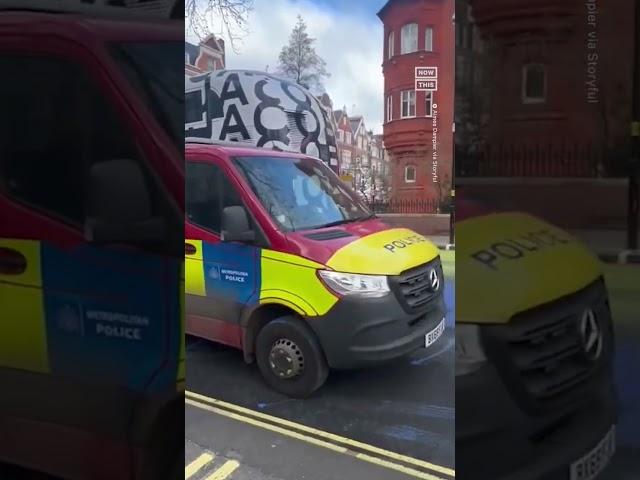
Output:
[
  {"xmin": 185, "ymin": 452, "xmax": 240, "ymax": 480},
  {"xmin": 186, "ymin": 390, "xmax": 455, "ymax": 480}
]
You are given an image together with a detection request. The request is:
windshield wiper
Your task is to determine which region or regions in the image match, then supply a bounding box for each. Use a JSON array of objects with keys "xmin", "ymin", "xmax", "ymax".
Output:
[{"xmin": 313, "ymin": 213, "xmax": 376, "ymax": 229}]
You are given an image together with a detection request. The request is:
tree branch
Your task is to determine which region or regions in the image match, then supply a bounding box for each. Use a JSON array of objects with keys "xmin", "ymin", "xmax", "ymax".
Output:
[{"xmin": 185, "ymin": 0, "xmax": 254, "ymax": 54}]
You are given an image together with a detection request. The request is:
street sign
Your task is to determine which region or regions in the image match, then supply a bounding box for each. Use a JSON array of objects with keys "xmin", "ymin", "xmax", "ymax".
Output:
[{"xmin": 415, "ymin": 66, "xmax": 438, "ymax": 91}]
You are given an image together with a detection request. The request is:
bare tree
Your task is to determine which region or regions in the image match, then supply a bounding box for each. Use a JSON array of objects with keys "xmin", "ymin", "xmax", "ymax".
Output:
[
  {"xmin": 185, "ymin": 0, "xmax": 253, "ymax": 53},
  {"xmin": 277, "ymin": 15, "xmax": 330, "ymax": 91}
]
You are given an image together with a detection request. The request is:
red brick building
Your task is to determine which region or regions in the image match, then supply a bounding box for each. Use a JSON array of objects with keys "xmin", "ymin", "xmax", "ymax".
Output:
[
  {"xmin": 333, "ymin": 108, "xmax": 356, "ymax": 176},
  {"xmin": 378, "ymin": 0, "xmax": 454, "ymax": 204},
  {"xmin": 468, "ymin": 0, "xmax": 634, "ymax": 176},
  {"xmin": 185, "ymin": 34, "xmax": 225, "ymax": 76}
]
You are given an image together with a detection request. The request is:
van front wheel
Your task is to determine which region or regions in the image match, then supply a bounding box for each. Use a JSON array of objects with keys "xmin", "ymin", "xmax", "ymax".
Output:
[{"xmin": 255, "ymin": 316, "xmax": 329, "ymax": 398}]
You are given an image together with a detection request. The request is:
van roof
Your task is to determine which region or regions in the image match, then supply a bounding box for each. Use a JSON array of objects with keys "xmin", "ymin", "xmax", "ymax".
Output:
[
  {"xmin": 0, "ymin": 4, "xmax": 181, "ymax": 42},
  {"xmin": 0, "ymin": 0, "xmax": 165, "ymax": 18},
  {"xmin": 186, "ymin": 142, "xmax": 317, "ymax": 161}
]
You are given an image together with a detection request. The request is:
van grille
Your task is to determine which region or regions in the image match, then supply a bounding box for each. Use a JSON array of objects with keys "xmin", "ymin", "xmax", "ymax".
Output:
[
  {"xmin": 389, "ymin": 258, "xmax": 443, "ymax": 313},
  {"xmin": 482, "ymin": 280, "xmax": 612, "ymax": 413}
]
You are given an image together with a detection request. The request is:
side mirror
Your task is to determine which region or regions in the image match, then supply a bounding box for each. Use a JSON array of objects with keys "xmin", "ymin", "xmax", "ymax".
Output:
[
  {"xmin": 84, "ymin": 159, "xmax": 166, "ymax": 245},
  {"xmin": 221, "ymin": 206, "xmax": 256, "ymax": 243}
]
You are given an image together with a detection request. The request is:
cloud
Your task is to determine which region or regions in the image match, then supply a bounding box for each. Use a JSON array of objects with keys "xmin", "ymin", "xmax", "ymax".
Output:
[{"xmin": 190, "ymin": 0, "xmax": 385, "ymax": 134}]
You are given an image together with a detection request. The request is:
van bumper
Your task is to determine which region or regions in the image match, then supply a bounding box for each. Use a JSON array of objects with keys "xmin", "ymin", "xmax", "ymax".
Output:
[
  {"xmin": 307, "ymin": 290, "xmax": 445, "ymax": 369},
  {"xmin": 456, "ymin": 363, "xmax": 617, "ymax": 480}
]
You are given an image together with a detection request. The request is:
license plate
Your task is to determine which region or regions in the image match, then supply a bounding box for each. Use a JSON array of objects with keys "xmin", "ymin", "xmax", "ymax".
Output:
[
  {"xmin": 570, "ymin": 425, "xmax": 616, "ymax": 480},
  {"xmin": 425, "ymin": 317, "xmax": 445, "ymax": 348}
]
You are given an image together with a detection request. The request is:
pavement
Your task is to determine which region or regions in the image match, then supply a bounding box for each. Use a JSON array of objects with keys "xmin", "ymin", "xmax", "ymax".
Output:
[
  {"xmin": 568, "ymin": 229, "xmax": 640, "ymax": 264},
  {"xmin": 430, "ymin": 228, "xmax": 640, "ymax": 260}
]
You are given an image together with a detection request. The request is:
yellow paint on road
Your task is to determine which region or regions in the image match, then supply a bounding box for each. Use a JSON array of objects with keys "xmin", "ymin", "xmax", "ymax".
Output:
[
  {"xmin": 186, "ymin": 397, "xmax": 347, "ymax": 454},
  {"xmin": 186, "ymin": 390, "xmax": 454, "ymax": 479},
  {"xmin": 186, "ymin": 453, "xmax": 214, "ymax": 479},
  {"xmin": 205, "ymin": 460, "xmax": 240, "ymax": 480},
  {"xmin": 356, "ymin": 453, "xmax": 447, "ymax": 480}
]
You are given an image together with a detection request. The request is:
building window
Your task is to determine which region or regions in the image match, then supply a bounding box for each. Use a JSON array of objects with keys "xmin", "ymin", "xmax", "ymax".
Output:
[
  {"xmin": 388, "ymin": 31, "xmax": 395, "ymax": 59},
  {"xmin": 405, "ymin": 165, "xmax": 416, "ymax": 183},
  {"xmin": 337, "ymin": 130, "xmax": 344, "ymax": 142},
  {"xmin": 386, "ymin": 95, "xmax": 393, "ymax": 122},
  {"xmin": 522, "ymin": 64, "xmax": 547, "ymax": 104},
  {"xmin": 401, "ymin": 90, "xmax": 416, "ymax": 118},
  {"xmin": 346, "ymin": 131, "xmax": 352, "ymax": 143},
  {"xmin": 207, "ymin": 58, "xmax": 215, "ymax": 71},
  {"xmin": 425, "ymin": 91, "xmax": 434, "ymax": 117},
  {"xmin": 425, "ymin": 27, "xmax": 434, "ymax": 52},
  {"xmin": 401, "ymin": 23, "xmax": 418, "ymax": 54}
]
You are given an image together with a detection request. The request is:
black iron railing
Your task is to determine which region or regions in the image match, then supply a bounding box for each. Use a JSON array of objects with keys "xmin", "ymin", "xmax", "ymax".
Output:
[
  {"xmin": 456, "ymin": 143, "xmax": 623, "ymax": 178},
  {"xmin": 368, "ymin": 198, "xmax": 440, "ymax": 214}
]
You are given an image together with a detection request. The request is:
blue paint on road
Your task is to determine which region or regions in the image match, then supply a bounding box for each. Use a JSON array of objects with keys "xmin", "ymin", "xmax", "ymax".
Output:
[
  {"xmin": 614, "ymin": 341, "xmax": 640, "ymax": 448},
  {"xmin": 375, "ymin": 401, "xmax": 455, "ymax": 420},
  {"xmin": 444, "ymin": 279, "xmax": 455, "ymax": 328},
  {"xmin": 410, "ymin": 335, "xmax": 453, "ymax": 366},
  {"xmin": 378, "ymin": 425, "xmax": 442, "ymax": 446}
]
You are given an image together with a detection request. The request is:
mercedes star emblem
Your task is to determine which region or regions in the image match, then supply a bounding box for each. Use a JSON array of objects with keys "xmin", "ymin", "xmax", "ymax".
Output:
[
  {"xmin": 429, "ymin": 268, "xmax": 440, "ymax": 291},
  {"xmin": 579, "ymin": 308, "xmax": 603, "ymax": 361}
]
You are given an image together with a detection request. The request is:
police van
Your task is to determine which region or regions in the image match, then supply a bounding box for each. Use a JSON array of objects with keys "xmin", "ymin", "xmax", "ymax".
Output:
[
  {"xmin": 185, "ymin": 71, "xmax": 447, "ymax": 397},
  {"xmin": 455, "ymin": 195, "xmax": 617, "ymax": 480},
  {"xmin": 0, "ymin": 5, "xmax": 184, "ymax": 480}
]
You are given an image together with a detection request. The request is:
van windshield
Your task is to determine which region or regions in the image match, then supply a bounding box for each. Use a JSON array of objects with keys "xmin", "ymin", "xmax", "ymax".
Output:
[
  {"xmin": 233, "ymin": 156, "xmax": 373, "ymax": 232},
  {"xmin": 110, "ymin": 42, "xmax": 183, "ymax": 149}
]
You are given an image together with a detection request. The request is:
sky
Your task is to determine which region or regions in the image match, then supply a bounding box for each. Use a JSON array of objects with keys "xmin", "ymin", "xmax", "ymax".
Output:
[{"xmin": 187, "ymin": 0, "xmax": 388, "ymax": 134}]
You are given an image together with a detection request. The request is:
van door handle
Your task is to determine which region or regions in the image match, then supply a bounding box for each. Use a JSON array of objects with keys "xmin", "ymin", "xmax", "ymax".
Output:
[
  {"xmin": 185, "ymin": 243, "xmax": 197, "ymax": 256},
  {"xmin": 0, "ymin": 247, "xmax": 28, "ymax": 275}
]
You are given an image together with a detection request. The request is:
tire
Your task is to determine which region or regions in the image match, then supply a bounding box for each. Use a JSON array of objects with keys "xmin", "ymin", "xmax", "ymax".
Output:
[{"xmin": 255, "ymin": 315, "xmax": 329, "ymax": 398}]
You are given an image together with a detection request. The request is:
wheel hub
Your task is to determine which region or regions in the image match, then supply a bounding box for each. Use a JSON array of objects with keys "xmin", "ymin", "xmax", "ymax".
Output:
[{"xmin": 268, "ymin": 338, "xmax": 304, "ymax": 379}]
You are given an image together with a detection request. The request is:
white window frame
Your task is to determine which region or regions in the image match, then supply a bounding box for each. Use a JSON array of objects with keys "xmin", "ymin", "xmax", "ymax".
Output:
[
  {"xmin": 386, "ymin": 95, "xmax": 393, "ymax": 122},
  {"xmin": 425, "ymin": 26, "xmax": 434, "ymax": 52},
  {"xmin": 522, "ymin": 63, "xmax": 547, "ymax": 104},
  {"xmin": 401, "ymin": 90, "xmax": 416, "ymax": 118},
  {"xmin": 425, "ymin": 91, "xmax": 434, "ymax": 117},
  {"xmin": 400, "ymin": 23, "xmax": 418, "ymax": 54},
  {"xmin": 337, "ymin": 130, "xmax": 344, "ymax": 142},
  {"xmin": 404, "ymin": 165, "xmax": 416, "ymax": 183},
  {"xmin": 346, "ymin": 131, "xmax": 352, "ymax": 143},
  {"xmin": 388, "ymin": 31, "xmax": 395, "ymax": 59}
]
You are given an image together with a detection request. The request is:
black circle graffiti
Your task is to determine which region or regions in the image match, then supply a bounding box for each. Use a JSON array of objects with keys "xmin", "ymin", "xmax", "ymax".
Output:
[
  {"xmin": 254, "ymin": 78, "xmax": 291, "ymax": 148},
  {"xmin": 281, "ymin": 81, "xmax": 322, "ymax": 155}
]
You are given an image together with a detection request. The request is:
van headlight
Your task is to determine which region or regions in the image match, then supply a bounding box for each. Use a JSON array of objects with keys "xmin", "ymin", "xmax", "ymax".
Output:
[
  {"xmin": 318, "ymin": 270, "xmax": 390, "ymax": 298},
  {"xmin": 456, "ymin": 324, "xmax": 487, "ymax": 376}
]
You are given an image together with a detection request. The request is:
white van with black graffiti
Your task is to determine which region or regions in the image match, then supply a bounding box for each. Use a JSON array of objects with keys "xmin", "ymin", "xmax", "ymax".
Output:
[{"xmin": 185, "ymin": 70, "xmax": 339, "ymax": 171}]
